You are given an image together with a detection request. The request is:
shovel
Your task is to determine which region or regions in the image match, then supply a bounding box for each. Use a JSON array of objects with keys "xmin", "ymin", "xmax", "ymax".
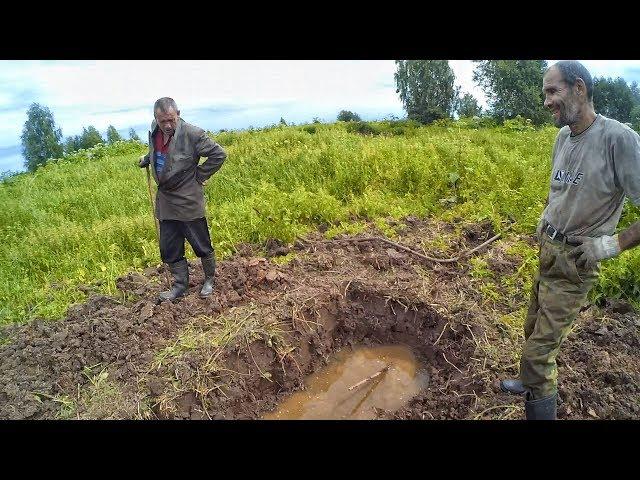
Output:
[{"xmin": 145, "ymin": 165, "xmax": 171, "ymax": 289}]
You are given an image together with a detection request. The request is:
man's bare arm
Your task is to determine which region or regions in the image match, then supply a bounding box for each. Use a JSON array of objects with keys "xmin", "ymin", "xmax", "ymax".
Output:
[{"xmin": 618, "ymin": 220, "xmax": 640, "ymax": 251}]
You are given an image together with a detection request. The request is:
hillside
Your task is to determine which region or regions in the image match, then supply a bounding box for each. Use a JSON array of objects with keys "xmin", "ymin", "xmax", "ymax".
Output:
[{"xmin": 1, "ymin": 118, "xmax": 639, "ymax": 419}]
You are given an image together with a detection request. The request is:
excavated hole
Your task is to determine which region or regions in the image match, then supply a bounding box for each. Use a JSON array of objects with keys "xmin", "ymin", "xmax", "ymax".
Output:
[
  {"xmin": 157, "ymin": 280, "xmax": 477, "ymax": 420},
  {"xmin": 261, "ymin": 281, "xmax": 474, "ymax": 419},
  {"xmin": 263, "ymin": 344, "xmax": 428, "ymax": 419}
]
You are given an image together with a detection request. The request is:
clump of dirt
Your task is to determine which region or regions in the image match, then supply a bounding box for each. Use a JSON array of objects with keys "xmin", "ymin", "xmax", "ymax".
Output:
[
  {"xmin": 1, "ymin": 217, "xmax": 639, "ymax": 420},
  {"xmin": 0, "ymin": 252, "xmax": 290, "ymax": 419},
  {"xmin": 462, "ymin": 218, "xmax": 495, "ymax": 242},
  {"xmin": 556, "ymin": 306, "xmax": 640, "ymax": 419},
  {"xmin": 264, "ymin": 238, "xmax": 291, "ymax": 258}
]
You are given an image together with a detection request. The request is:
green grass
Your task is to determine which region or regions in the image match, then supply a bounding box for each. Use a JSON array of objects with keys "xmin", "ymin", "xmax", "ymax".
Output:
[{"xmin": 1, "ymin": 119, "xmax": 639, "ymax": 324}]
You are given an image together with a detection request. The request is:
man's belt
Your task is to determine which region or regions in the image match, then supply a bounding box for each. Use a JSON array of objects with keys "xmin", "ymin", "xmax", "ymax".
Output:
[{"xmin": 542, "ymin": 221, "xmax": 579, "ymax": 246}]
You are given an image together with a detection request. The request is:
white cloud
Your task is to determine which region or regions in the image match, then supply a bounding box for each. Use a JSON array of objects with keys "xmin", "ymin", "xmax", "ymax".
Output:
[
  {"xmin": 449, "ymin": 60, "xmax": 488, "ymax": 108},
  {"xmin": 2, "ymin": 59, "xmax": 640, "ymax": 172},
  {"xmin": 15, "ymin": 60, "xmax": 401, "ymax": 112},
  {"xmin": 553, "ymin": 60, "xmax": 640, "ymax": 79},
  {"xmin": 0, "ymin": 60, "xmax": 404, "ymax": 146}
]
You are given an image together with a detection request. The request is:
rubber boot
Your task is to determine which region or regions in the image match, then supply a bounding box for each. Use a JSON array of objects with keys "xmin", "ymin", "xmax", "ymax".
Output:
[
  {"xmin": 525, "ymin": 393, "xmax": 557, "ymax": 420},
  {"xmin": 158, "ymin": 259, "xmax": 189, "ymax": 302},
  {"xmin": 199, "ymin": 254, "xmax": 216, "ymax": 298},
  {"xmin": 500, "ymin": 378, "xmax": 526, "ymax": 395}
]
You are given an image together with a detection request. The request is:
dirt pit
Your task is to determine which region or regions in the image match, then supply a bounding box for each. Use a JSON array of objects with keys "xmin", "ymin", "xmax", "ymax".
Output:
[
  {"xmin": 1, "ymin": 216, "xmax": 639, "ymax": 420},
  {"xmin": 144, "ymin": 280, "xmax": 479, "ymax": 421},
  {"xmin": 263, "ymin": 345, "xmax": 428, "ymax": 420}
]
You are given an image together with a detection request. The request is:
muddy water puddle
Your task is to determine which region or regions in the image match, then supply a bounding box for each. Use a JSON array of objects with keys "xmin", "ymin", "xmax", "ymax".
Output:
[{"xmin": 264, "ymin": 345, "xmax": 428, "ymax": 420}]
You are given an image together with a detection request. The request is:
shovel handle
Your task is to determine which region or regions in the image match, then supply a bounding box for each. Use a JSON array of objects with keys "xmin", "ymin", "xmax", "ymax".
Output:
[{"xmin": 145, "ymin": 165, "xmax": 171, "ymax": 288}]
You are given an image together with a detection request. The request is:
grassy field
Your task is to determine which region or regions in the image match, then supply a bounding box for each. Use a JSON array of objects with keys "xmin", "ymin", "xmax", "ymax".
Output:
[{"xmin": 1, "ymin": 117, "xmax": 639, "ymax": 325}]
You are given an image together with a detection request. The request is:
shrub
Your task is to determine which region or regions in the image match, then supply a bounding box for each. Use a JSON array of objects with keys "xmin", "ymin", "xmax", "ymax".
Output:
[
  {"xmin": 337, "ymin": 110, "xmax": 362, "ymax": 122},
  {"xmin": 346, "ymin": 121, "xmax": 381, "ymax": 136}
]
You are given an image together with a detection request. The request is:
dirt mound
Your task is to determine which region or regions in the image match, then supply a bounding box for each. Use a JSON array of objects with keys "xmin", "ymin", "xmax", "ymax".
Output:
[
  {"xmin": 1, "ymin": 218, "xmax": 639, "ymax": 420},
  {"xmin": 557, "ymin": 306, "xmax": 640, "ymax": 419}
]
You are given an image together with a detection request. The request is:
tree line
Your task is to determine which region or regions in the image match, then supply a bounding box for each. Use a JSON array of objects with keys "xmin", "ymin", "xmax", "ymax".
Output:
[
  {"xmin": 20, "ymin": 103, "xmax": 142, "ymax": 172},
  {"xmin": 394, "ymin": 60, "xmax": 640, "ymax": 129},
  {"xmin": 20, "ymin": 61, "xmax": 640, "ymax": 173}
]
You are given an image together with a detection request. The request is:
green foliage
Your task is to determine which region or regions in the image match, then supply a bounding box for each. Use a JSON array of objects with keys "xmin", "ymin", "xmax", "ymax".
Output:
[
  {"xmin": 106, "ymin": 125, "xmax": 123, "ymax": 144},
  {"xmin": 20, "ymin": 103, "xmax": 64, "ymax": 172},
  {"xmin": 345, "ymin": 121, "xmax": 381, "ymax": 136},
  {"xmin": 501, "ymin": 116, "xmax": 535, "ymax": 132},
  {"xmin": 128, "ymin": 128, "xmax": 141, "ymax": 141},
  {"xmin": 593, "ymin": 77, "xmax": 637, "ymax": 123},
  {"xmin": 337, "ymin": 110, "xmax": 362, "ymax": 122},
  {"xmin": 78, "ymin": 126, "xmax": 105, "ymax": 150},
  {"xmin": 592, "ymin": 200, "xmax": 640, "ymax": 307},
  {"xmin": 473, "ymin": 60, "xmax": 550, "ymax": 125},
  {"xmin": 344, "ymin": 119, "xmax": 421, "ymax": 137},
  {"xmin": 394, "ymin": 60, "xmax": 459, "ymax": 124},
  {"xmin": 0, "ymin": 170, "xmax": 23, "ymax": 183},
  {"xmin": 457, "ymin": 93, "xmax": 482, "ymax": 118},
  {"xmin": 325, "ymin": 220, "xmax": 368, "ymax": 239},
  {"xmin": 631, "ymin": 105, "xmax": 640, "ymax": 132},
  {"xmin": 63, "ymin": 135, "xmax": 81, "ymax": 154},
  {"xmin": 594, "ymin": 77, "xmax": 636, "ymax": 123},
  {"xmin": 381, "ymin": 119, "xmax": 421, "ymax": 136},
  {"xmin": 271, "ymin": 252, "xmax": 296, "ymax": 265},
  {"xmin": 470, "ymin": 256, "xmax": 493, "ymax": 278},
  {"xmin": 3, "ymin": 120, "xmax": 640, "ymax": 324},
  {"xmin": 455, "ymin": 116, "xmax": 498, "ymax": 129},
  {"xmin": 631, "ymin": 81, "xmax": 640, "ymax": 105},
  {"xmin": 593, "ymin": 247, "xmax": 640, "ymax": 309},
  {"xmin": 64, "ymin": 126, "xmax": 107, "ymax": 155}
]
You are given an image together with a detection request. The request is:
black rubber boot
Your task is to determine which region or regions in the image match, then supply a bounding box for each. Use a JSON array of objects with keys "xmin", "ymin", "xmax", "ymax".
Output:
[
  {"xmin": 199, "ymin": 254, "xmax": 216, "ymax": 298},
  {"xmin": 159, "ymin": 259, "xmax": 189, "ymax": 302},
  {"xmin": 500, "ymin": 378, "xmax": 526, "ymax": 395},
  {"xmin": 525, "ymin": 393, "xmax": 557, "ymax": 420}
]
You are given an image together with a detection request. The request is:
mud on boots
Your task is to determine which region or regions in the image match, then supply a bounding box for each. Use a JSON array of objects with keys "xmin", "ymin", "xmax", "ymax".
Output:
[
  {"xmin": 500, "ymin": 380, "xmax": 556, "ymax": 419},
  {"xmin": 158, "ymin": 259, "xmax": 189, "ymax": 302},
  {"xmin": 500, "ymin": 378, "xmax": 527, "ymax": 395},
  {"xmin": 199, "ymin": 253, "xmax": 216, "ymax": 298},
  {"xmin": 524, "ymin": 391, "xmax": 557, "ymax": 420}
]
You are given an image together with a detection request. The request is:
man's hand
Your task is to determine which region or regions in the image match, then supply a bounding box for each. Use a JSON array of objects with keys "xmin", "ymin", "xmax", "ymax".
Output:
[
  {"xmin": 196, "ymin": 172, "xmax": 208, "ymax": 186},
  {"xmin": 567, "ymin": 234, "xmax": 621, "ymax": 269},
  {"xmin": 139, "ymin": 155, "xmax": 150, "ymax": 168}
]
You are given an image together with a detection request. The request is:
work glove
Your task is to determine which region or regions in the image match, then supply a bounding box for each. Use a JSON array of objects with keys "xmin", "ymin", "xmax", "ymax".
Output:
[
  {"xmin": 139, "ymin": 155, "xmax": 150, "ymax": 168},
  {"xmin": 567, "ymin": 234, "xmax": 621, "ymax": 269}
]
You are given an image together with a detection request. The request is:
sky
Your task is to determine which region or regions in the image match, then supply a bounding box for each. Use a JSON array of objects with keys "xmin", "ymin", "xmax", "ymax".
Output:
[{"xmin": 1, "ymin": 60, "xmax": 640, "ymax": 173}]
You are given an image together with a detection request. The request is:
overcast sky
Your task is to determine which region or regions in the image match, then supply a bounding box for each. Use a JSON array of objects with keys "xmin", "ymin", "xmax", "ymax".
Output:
[{"xmin": 1, "ymin": 60, "xmax": 639, "ymax": 173}]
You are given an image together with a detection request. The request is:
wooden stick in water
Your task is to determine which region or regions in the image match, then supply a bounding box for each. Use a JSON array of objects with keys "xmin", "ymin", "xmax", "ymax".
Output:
[{"xmin": 347, "ymin": 365, "xmax": 391, "ymax": 391}]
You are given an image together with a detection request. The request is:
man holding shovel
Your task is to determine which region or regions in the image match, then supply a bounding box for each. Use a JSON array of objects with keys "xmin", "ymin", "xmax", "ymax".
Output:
[
  {"xmin": 139, "ymin": 97, "xmax": 227, "ymax": 302},
  {"xmin": 500, "ymin": 61, "xmax": 640, "ymax": 419}
]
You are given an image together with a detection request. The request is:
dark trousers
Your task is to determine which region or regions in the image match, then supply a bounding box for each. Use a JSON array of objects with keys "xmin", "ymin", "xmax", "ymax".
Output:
[{"xmin": 159, "ymin": 218, "xmax": 214, "ymax": 264}]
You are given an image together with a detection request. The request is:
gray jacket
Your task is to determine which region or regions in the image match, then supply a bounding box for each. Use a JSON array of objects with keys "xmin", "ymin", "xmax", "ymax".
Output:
[{"xmin": 143, "ymin": 117, "xmax": 227, "ymax": 221}]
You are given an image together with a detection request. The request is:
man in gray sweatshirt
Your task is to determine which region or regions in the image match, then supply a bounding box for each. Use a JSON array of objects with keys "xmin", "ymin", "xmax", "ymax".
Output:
[{"xmin": 500, "ymin": 61, "xmax": 640, "ymax": 419}]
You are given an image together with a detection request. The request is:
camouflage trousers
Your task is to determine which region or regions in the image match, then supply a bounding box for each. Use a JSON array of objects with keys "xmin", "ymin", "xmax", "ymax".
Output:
[{"xmin": 520, "ymin": 235, "xmax": 599, "ymax": 399}]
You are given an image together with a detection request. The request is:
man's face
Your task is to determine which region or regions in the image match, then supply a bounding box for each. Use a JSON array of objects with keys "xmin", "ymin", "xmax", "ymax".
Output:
[
  {"xmin": 155, "ymin": 108, "xmax": 179, "ymax": 136},
  {"xmin": 542, "ymin": 67, "xmax": 581, "ymax": 128}
]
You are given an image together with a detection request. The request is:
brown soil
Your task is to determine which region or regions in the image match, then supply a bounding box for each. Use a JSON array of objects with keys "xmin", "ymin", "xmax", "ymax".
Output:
[{"xmin": 1, "ymin": 217, "xmax": 639, "ymax": 420}]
